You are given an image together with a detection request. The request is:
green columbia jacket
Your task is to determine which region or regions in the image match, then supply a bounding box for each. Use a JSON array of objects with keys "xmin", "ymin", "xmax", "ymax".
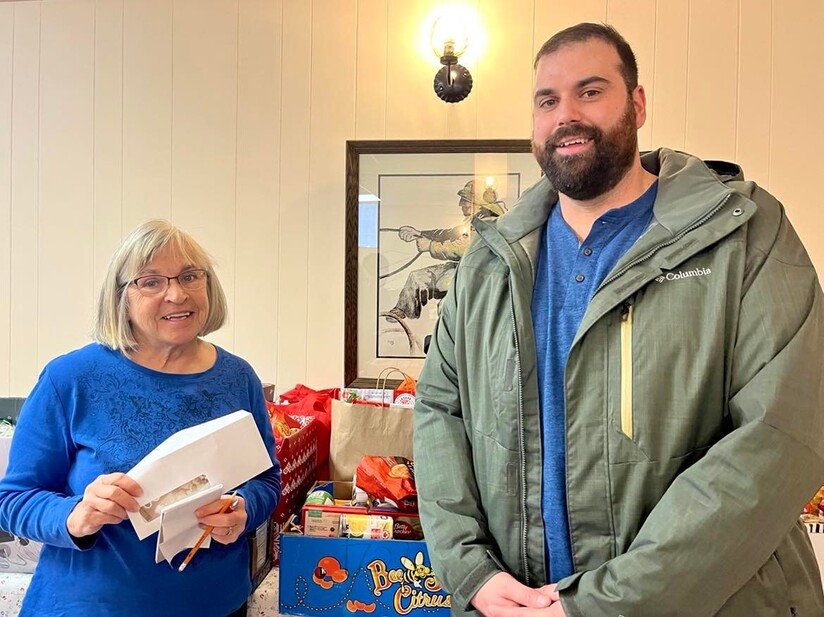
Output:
[{"xmin": 414, "ymin": 148, "xmax": 824, "ymax": 616}]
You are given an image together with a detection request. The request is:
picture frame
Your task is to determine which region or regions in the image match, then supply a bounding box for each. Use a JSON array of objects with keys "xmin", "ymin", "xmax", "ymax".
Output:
[{"xmin": 344, "ymin": 139, "xmax": 539, "ymax": 386}]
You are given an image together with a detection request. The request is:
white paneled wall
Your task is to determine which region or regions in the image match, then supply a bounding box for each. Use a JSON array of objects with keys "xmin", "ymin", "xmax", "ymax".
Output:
[
  {"xmin": 0, "ymin": 4, "xmax": 12, "ymax": 396},
  {"xmin": 1, "ymin": 0, "xmax": 823, "ymax": 396},
  {"xmin": 8, "ymin": 1, "xmax": 41, "ymax": 395}
]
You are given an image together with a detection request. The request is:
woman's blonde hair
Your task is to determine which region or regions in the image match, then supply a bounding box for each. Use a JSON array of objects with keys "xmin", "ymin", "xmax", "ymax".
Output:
[{"xmin": 93, "ymin": 220, "xmax": 228, "ymax": 350}]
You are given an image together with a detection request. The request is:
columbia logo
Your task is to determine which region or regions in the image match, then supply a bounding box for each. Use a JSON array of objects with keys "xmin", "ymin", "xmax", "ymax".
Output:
[{"xmin": 655, "ymin": 267, "xmax": 712, "ymax": 283}]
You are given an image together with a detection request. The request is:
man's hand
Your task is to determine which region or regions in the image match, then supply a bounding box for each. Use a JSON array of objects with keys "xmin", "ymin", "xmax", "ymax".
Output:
[
  {"xmin": 399, "ymin": 226, "xmax": 421, "ymax": 242},
  {"xmin": 471, "ymin": 572, "xmax": 560, "ymax": 616},
  {"xmin": 66, "ymin": 473, "xmax": 142, "ymax": 538},
  {"xmin": 415, "ymin": 237, "xmax": 432, "ymax": 252},
  {"xmin": 538, "ymin": 584, "xmax": 566, "ymax": 616}
]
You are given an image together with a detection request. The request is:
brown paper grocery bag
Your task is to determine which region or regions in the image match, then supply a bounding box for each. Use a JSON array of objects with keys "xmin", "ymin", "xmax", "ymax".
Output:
[{"xmin": 329, "ymin": 398, "xmax": 414, "ymax": 482}]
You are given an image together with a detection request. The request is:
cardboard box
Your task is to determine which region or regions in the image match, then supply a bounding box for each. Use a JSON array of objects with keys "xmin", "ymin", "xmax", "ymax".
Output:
[
  {"xmin": 279, "ymin": 481, "xmax": 449, "ymax": 617},
  {"xmin": 340, "ymin": 387, "xmax": 415, "ymax": 408},
  {"xmin": 368, "ymin": 509, "xmax": 423, "ymax": 541},
  {"xmin": 278, "ymin": 534, "xmax": 451, "ymax": 617},
  {"xmin": 248, "ymin": 519, "xmax": 273, "ymax": 591},
  {"xmin": 301, "ymin": 483, "xmax": 368, "ymax": 537}
]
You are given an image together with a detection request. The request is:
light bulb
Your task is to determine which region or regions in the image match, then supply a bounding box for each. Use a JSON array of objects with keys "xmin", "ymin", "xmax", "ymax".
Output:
[{"xmin": 430, "ymin": 12, "xmax": 469, "ymax": 59}]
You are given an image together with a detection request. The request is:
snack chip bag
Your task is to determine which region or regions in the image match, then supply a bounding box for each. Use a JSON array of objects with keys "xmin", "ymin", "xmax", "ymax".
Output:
[
  {"xmin": 805, "ymin": 485, "xmax": 824, "ymax": 516},
  {"xmin": 355, "ymin": 455, "xmax": 417, "ymax": 513}
]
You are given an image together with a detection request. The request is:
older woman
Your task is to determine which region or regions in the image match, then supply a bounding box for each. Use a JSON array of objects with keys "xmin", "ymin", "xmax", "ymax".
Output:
[{"xmin": 0, "ymin": 220, "xmax": 281, "ymax": 616}]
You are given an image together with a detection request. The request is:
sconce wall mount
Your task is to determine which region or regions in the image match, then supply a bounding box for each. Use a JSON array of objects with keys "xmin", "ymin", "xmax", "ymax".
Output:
[{"xmin": 433, "ymin": 44, "xmax": 473, "ymax": 103}]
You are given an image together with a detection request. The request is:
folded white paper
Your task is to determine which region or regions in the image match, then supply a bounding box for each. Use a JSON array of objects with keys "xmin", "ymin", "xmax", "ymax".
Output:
[
  {"xmin": 127, "ymin": 410, "xmax": 272, "ymax": 540},
  {"xmin": 155, "ymin": 482, "xmax": 224, "ymax": 566}
]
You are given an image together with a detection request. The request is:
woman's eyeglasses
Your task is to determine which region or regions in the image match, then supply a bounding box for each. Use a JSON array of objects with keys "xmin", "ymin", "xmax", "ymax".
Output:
[{"xmin": 127, "ymin": 269, "xmax": 208, "ymax": 296}]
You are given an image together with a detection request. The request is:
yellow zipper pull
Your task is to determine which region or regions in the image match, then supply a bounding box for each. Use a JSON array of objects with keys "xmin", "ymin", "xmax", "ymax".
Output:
[{"xmin": 620, "ymin": 302, "xmax": 634, "ymax": 439}]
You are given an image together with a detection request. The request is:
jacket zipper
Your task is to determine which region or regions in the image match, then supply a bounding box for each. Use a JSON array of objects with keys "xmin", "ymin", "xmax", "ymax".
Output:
[
  {"xmin": 593, "ymin": 194, "xmax": 733, "ymax": 297},
  {"xmin": 509, "ymin": 283, "xmax": 531, "ymax": 585},
  {"xmin": 620, "ymin": 302, "xmax": 634, "ymax": 439}
]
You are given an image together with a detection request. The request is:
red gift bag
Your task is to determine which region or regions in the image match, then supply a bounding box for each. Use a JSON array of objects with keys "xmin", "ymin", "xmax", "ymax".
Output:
[
  {"xmin": 270, "ymin": 414, "xmax": 319, "ymax": 524},
  {"xmin": 269, "ymin": 384, "xmax": 336, "ymax": 469},
  {"xmin": 267, "ymin": 412, "xmax": 320, "ymax": 566}
]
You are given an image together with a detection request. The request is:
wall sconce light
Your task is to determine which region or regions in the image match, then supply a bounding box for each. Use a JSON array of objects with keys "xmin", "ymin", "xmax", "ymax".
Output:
[{"xmin": 430, "ymin": 12, "xmax": 473, "ymax": 103}]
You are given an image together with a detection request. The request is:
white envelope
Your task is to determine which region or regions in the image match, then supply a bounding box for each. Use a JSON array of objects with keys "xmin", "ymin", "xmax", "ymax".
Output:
[
  {"xmin": 155, "ymin": 482, "xmax": 225, "ymax": 566},
  {"xmin": 127, "ymin": 410, "xmax": 272, "ymax": 540}
]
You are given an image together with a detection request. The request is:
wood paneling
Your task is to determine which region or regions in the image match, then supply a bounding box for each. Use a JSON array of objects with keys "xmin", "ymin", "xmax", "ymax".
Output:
[
  {"xmin": 171, "ymin": 0, "xmax": 239, "ymax": 352},
  {"xmin": 305, "ymin": 0, "xmax": 357, "ymax": 386},
  {"xmin": 771, "ymin": 0, "xmax": 824, "ymax": 270},
  {"xmin": 93, "ymin": 0, "xmax": 124, "ymax": 297},
  {"xmin": 355, "ymin": 0, "xmax": 387, "ymax": 139},
  {"xmin": 534, "ymin": 0, "xmax": 608, "ymax": 52},
  {"xmin": 736, "ymin": 0, "xmax": 772, "ymax": 189},
  {"xmin": 122, "ymin": 0, "xmax": 172, "ymax": 230},
  {"xmin": 38, "ymin": 0, "xmax": 96, "ymax": 365},
  {"xmin": 2, "ymin": 0, "xmax": 824, "ymax": 395},
  {"xmin": 384, "ymin": 0, "xmax": 445, "ymax": 138},
  {"xmin": 650, "ymin": 0, "xmax": 688, "ymax": 149},
  {"xmin": 684, "ymin": 0, "xmax": 739, "ymax": 161},
  {"xmin": 9, "ymin": 1, "xmax": 39, "ymax": 394},
  {"xmin": 276, "ymin": 0, "xmax": 312, "ymax": 390},
  {"xmin": 476, "ymin": 0, "xmax": 533, "ymax": 139},
  {"xmin": 234, "ymin": 0, "xmax": 282, "ymax": 383},
  {"xmin": 0, "ymin": 4, "xmax": 12, "ymax": 394}
]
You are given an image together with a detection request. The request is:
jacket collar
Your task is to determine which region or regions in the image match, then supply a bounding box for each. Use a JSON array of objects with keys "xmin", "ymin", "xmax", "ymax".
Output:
[{"xmin": 477, "ymin": 148, "xmax": 742, "ymax": 277}]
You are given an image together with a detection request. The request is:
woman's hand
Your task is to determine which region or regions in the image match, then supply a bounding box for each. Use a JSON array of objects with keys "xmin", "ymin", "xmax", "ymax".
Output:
[
  {"xmin": 66, "ymin": 473, "xmax": 143, "ymax": 539},
  {"xmin": 196, "ymin": 494, "xmax": 247, "ymax": 545}
]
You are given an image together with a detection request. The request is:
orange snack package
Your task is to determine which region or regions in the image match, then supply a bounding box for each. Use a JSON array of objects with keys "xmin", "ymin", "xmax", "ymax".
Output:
[{"xmin": 355, "ymin": 455, "xmax": 417, "ymax": 513}]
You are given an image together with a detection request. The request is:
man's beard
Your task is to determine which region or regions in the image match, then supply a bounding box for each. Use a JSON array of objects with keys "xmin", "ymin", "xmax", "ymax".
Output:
[{"xmin": 532, "ymin": 99, "xmax": 638, "ymax": 201}]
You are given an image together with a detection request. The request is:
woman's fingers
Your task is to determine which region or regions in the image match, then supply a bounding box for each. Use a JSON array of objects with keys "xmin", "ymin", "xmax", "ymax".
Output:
[
  {"xmin": 91, "ymin": 474, "xmax": 142, "ymax": 512},
  {"xmin": 68, "ymin": 473, "xmax": 144, "ymax": 538},
  {"xmin": 198, "ymin": 495, "xmax": 247, "ymax": 545}
]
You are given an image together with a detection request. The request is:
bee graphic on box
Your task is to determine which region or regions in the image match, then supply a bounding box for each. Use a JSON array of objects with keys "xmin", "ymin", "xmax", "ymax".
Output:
[{"xmin": 399, "ymin": 551, "xmax": 431, "ymax": 588}]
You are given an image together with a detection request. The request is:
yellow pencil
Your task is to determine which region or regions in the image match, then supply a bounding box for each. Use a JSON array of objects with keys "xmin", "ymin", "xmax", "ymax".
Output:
[{"xmin": 178, "ymin": 491, "xmax": 239, "ymax": 572}]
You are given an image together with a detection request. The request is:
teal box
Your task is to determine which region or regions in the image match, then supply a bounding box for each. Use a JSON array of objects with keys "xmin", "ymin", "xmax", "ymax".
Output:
[{"xmin": 278, "ymin": 533, "xmax": 452, "ymax": 617}]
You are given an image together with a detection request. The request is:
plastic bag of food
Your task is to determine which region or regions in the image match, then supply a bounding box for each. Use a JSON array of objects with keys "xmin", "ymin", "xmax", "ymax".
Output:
[{"xmin": 354, "ymin": 455, "xmax": 417, "ymax": 513}]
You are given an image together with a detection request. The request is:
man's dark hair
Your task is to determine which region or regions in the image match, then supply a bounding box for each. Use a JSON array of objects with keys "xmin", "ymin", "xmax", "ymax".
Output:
[{"xmin": 534, "ymin": 23, "xmax": 638, "ymax": 92}]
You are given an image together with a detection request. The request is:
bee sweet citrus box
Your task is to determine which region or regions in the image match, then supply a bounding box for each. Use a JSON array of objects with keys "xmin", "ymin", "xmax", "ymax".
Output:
[
  {"xmin": 279, "ymin": 482, "xmax": 450, "ymax": 617},
  {"xmin": 278, "ymin": 535, "xmax": 451, "ymax": 617}
]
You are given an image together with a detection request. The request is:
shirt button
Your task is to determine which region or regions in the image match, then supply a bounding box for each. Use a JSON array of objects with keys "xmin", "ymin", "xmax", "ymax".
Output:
[
  {"xmin": 575, "ymin": 274, "xmax": 585, "ymax": 282},
  {"xmin": 583, "ymin": 247, "xmax": 593, "ymax": 256}
]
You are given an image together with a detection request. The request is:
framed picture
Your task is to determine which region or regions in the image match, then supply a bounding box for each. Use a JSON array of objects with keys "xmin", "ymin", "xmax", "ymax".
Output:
[{"xmin": 345, "ymin": 140, "xmax": 539, "ymax": 385}]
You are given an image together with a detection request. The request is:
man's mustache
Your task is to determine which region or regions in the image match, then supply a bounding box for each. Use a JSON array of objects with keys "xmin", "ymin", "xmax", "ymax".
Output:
[{"xmin": 546, "ymin": 124, "xmax": 601, "ymax": 151}]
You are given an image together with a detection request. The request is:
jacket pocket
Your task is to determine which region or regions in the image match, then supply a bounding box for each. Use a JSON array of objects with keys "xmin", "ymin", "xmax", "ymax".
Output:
[
  {"xmin": 717, "ymin": 552, "xmax": 793, "ymax": 614},
  {"xmin": 620, "ymin": 302, "xmax": 634, "ymax": 440}
]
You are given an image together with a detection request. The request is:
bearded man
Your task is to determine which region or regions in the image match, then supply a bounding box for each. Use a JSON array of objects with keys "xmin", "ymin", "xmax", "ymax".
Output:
[{"xmin": 414, "ymin": 22, "xmax": 824, "ymax": 617}]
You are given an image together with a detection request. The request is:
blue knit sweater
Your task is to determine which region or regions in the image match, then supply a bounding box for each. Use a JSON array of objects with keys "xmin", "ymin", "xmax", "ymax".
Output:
[{"xmin": 0, "ymin": 343, "xmax": 281, "ymax": 616}]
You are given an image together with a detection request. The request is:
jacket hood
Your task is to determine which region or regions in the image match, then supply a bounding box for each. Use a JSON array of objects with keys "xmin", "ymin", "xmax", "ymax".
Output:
[
  {"xmin": 484, "ymin": 148, "xmax": 742, "ymax": 241},
  {"xmin": 473, "ymin": 148, "xmax": 744, "ymax": 277}
]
